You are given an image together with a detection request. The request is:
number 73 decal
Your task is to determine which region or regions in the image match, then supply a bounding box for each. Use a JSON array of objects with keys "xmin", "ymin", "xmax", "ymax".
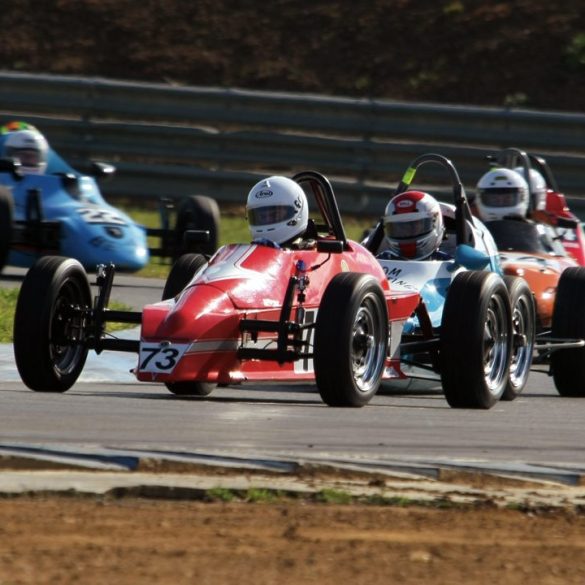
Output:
[{"xmin": 138, "ymin": 342, "xmax": 190, "ymax": 373}]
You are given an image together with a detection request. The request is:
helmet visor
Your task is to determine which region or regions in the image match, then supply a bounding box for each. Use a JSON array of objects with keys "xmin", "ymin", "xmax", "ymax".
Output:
[
  {"xmin": 5, "ymin": 147, "xmax": 43, "ymax": 168},
  {"xmin": 479, "ymin": 188, "xmax": 520, "ymax": 208},
  {"xmin": 385, "ymin": 217, "xmax": 433, "ymax": 239},
  {"xmin": 248, "ymin": 205, "xmax": 297, "ymax": 226}
]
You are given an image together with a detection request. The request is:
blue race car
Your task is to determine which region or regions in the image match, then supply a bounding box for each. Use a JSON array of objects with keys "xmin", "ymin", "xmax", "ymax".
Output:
[
  {"xmin": 0, "ymin": 121, "xmax": 219, "ymax": 272},
  {"xmin": 363, "ymin": 153, "xmax": 536, "ymax": 408}
]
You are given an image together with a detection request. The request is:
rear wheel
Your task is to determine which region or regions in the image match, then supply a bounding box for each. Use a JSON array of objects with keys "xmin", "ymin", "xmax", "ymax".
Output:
[
  {"xmin": 14, "ymin": 256, "xmax": 91, "ymax": 392},
  {"xmin": 502, "ymin": 275, "xmax": 535, "ymax": 400},
  {"xmin": 0, "ymin": 187, "xmax": 13, "ymax": 272},
  {"xmin": 175, "ymin": 195, "xmax": 219, "ymax": 257},
  {"xmin": 314, "ymin": 273, "xmax": 388, "ymax": 407},
  {"xmin": 551, "ymin": 267, "xmax": 585, "ymax": 396},
  {"xmin": 440, "ymin": 271, "xmax": 511, "ymax": 409},
  {"xmin": 162, "ymin": 253, "xmax": 207, "ymax": 300}
]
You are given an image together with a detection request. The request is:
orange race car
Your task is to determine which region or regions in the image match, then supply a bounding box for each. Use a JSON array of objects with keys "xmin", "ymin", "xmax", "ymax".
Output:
[{"xmin": 474, "ymin": 148, "xmax": 585, "ymax": 397}]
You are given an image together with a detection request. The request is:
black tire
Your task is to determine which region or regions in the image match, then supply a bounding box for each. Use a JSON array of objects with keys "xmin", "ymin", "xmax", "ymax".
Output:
[
  {"xmin": 161, "ymin": 253, "xmax": 207, "ymax": 301},
  {"xmin": 502, "ymin": 275, "xmax": 535, "ymax": 401},
  {"xmin": 165, "ymin": 381, "xmax": 215, "ymax": 396},
  {"xmin": 440, "ymin": 271, "xmax": 512, "ymax": 409},
  {"xmin": 175, "ymin": 195, "xmax": 220, "ymax": 257},
  {"xmin": 0, "ymin": 187, "xmax": 14, "ymax": 272},
  {"xmin": 551, "ymin": 267, "xmax": 585, "ymax": 396},
  {"xmin": 13, "ymin": 256, "xmax": 91, "ymax": 392},
  {"xmin": 314, "ymin": 273, "xmax": 388, "ymax": 407}
]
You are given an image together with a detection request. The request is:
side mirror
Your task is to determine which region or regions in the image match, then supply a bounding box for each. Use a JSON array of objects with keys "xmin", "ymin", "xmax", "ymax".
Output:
[
  {"xmin": 183, "ymin": 229, "xmax": 210, "ymax": 246},
  {"xmin": 454, "ymin": 244, "xmax": 491, "ymax": 270},
  {"xmin": 556, "ymin": 216, "xmax": 579, "ymax": 229},
  {"xmin": 317, "ymin": 239, "xmax": 344, "ymax": 254},
  {"xmin": 91, "ymin": 161, "xmax": 116, "ymax": 181}
]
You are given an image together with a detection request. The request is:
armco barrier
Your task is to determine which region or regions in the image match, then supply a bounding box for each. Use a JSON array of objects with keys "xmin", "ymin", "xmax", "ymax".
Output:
[{"xmin": 1, "ymin": 71, "xmax": 585, "ymax": 216}]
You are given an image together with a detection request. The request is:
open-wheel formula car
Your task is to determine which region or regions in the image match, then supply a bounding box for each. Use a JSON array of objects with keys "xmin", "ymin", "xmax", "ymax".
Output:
[
  {"xmin": 475, "ymin": 148, "xmax": 585, "ymax": 398},
  {"xmin": 14, "ymin": 170, "xmax": 424, "ymax": 407},
  {"xmin": 482, "ymin": 147, "xmax": 585, "ymax": 265},
  {"xmin": 363, "ymin": 153, "xmax": 536, "ymax": 408},
  {"xmin": 0, "ymin": 122, "xmax": 219, "ymax": 272}
]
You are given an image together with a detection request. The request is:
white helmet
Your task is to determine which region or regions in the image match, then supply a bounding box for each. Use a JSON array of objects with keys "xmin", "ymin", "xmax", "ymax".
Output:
[
  {"xmin": 475, "ymin": 168, "xmax": 529, "ymax": 221},
  {"xmin": 246, "ymin": 176, "xmax": 308, "ymax": 244},
  {"xmin": 383, "ymin": 190, "xmax": 444, "ymax": 260},
  {"xmin": 513, "ymin": 166, "xmax": 547, "ymax": 212},
  {"xmin": 4, "ymin": 129, "xmax": 49, "ymax": 174}
]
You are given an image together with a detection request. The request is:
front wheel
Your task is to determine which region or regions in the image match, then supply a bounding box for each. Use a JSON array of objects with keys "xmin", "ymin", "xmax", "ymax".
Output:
[
  {"xmin": 502, "ymin": 275, "xmax": 535, "ymax": 401},
  {"xmin": 162, "ymin": 253, "xmax": 207, "ymax": 301},
  {"xmin": 440, "ymin": 271, "xmax": 512, "ymax": 409},
  {"xmin": 551, "ymin": 267, "xmax": 585, "ymax": 396},
  {"xmin": 14, "ymin": 256, "xmax": 91, "ymax": 392},
  {"xmin": 314, "ymin": 273, "xmax": 388, "ymax": 407}
]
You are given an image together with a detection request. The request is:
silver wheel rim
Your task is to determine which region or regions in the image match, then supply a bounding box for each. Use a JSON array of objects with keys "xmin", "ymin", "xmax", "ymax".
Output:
[
  {"xmin": 509, "ymin": 296, "xmax": 534, "ymax": 389},
  {"xmin": 49, "ymin": 280, "xmax": 86, "ymax": 376},
  {"xmin": 483, "ymin": 293, "xmax": 509, "ymax": 394},
  {"xmin": 351, "ymin": 296, "xmax": 385, "ymax": 393}
]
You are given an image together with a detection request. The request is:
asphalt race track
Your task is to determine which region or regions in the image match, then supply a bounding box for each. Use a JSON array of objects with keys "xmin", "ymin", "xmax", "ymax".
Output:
[{"xmin": 2, "ymin": 266, "xmax": 585, "ymax": 484}]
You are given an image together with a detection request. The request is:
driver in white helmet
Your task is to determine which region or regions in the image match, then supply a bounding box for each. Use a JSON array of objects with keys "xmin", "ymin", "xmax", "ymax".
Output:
[
  {"xmin": 474, "ymin": 168, "xmax": 530, "ymax": 222},
  {"xmin": 246, "ymin": 175, "xmax": 309, "ymax": 248},
  {"xmin": 378, "ymin": 190, "xmax": 447, "ymax": 260},
  {"xmin": 513, "ymin": 166, "xmax": 547, "ymax": 215},
  {"xmin": 3, "ymin": 128, "xmax": 49, "ymax": 175}
]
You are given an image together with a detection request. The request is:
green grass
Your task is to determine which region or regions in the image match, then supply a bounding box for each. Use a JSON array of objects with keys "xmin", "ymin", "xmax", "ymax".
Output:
[{"xmin": 0, "ymin": 289, "xmax": 18, "ymax": 342}]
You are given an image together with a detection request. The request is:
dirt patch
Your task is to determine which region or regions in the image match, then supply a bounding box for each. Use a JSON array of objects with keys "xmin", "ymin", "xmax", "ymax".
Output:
[{"xmin": 1, "ymin": 495, "xmax": 584, "ymax": 585}]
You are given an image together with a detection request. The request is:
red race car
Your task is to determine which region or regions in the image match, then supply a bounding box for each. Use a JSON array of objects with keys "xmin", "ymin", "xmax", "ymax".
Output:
[{"xmin": 14, "ymin": 171, "xmax": 421, "ymax": 407}]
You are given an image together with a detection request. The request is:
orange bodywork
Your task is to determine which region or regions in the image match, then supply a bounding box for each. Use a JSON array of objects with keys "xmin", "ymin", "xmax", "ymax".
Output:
[{"xmin": 500, "ymin": 251, "xmax": 578, "ymax": 328}]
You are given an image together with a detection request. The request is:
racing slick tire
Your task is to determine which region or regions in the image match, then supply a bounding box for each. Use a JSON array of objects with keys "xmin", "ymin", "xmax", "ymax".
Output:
[
  {"xmin": 551, "ymin": 267, "xmax": 585, "ymax": 396},
  {"xmin": 314, "ymin": 273, "xmax": 388, "ymax": 407},
  {"xmin": 175, "ymin": 195, "xmax": 220, "ymax": 257},
  {"xmin": 440, "ymin": 271, "xmax": 512, "ymax": 409},
  {"xmin": 14, "ymin": 256, "xmax": 91, "ymax": 392},
  {"xmin": 161, "ymin": 253, "xmax": 207, "ymax": 301},
  {"xmin": 501, "ymin": 275, "xmax": 535, "ymax": 401},
  {"xmin": 0, "ymin": 187, "xmax": 13, "ymax": 273}
]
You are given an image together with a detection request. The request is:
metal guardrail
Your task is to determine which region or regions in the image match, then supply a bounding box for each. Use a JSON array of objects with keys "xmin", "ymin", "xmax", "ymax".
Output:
[{"xmin": 1, "ymin": 71, "xmax": 585, "ymax": 216}]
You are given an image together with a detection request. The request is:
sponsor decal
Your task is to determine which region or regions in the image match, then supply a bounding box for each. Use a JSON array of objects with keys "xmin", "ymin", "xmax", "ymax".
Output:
[
  {"xmin": 78, "ymin": 208, "xmax": 126, "ymax": 225},
  {"xmin": 397, "ymin": 199, "xmax": 414, "ymax": 209},
  {"xmin": 255, "ymin": 189, "xmax": 273, "ymax": 199}
]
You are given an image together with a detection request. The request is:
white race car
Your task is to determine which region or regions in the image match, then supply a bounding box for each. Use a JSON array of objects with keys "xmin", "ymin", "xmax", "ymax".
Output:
[{"xmin": 363, "ymin": 153, "xmax": 535, "ymax": 408}]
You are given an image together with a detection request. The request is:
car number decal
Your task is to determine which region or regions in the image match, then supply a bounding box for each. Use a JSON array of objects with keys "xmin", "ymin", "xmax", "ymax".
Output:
[
  {"xmin": 138, "ymin": 342, "xmax": 189, "ymax": 373},
  {"xmin": 78, "ymin": 208, "xmax": 127, "ymax": 225}
]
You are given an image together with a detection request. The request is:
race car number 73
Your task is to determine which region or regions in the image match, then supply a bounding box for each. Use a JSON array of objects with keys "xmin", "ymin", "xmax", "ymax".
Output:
[{"xmin": 138, "ymin": 343, "xmax": 190, "ymax": 373}]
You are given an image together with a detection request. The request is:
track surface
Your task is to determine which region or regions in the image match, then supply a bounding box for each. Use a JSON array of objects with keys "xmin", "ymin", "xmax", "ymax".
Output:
[{"xmin": 3, "ymin": 266, "xmax": 585, "ymax": 479}]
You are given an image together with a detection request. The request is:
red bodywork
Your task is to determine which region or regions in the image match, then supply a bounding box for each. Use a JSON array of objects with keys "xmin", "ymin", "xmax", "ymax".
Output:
[
  {"xmin": 136, "ymin": 241, "xmax": 420, "ymax": 385},
  {"xmin": 541, "ymin": 190, "xmax": 585, "ymax": 266}
]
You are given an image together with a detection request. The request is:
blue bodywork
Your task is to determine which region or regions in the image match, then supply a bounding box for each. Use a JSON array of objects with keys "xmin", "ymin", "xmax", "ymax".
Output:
[{"xmin": 0, "ymin": 135, "xmax": 149, "ymax": 271}]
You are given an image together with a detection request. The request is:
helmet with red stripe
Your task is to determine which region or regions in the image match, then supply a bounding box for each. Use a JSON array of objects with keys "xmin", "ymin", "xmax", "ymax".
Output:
[{"xmin": 383, "ymin": 190, "xmax": 444, "ymax": 259}]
